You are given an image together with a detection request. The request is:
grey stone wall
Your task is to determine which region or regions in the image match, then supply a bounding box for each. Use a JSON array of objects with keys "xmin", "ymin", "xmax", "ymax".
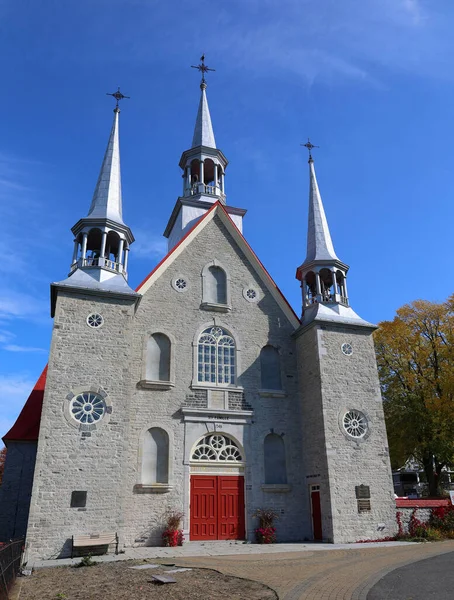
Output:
[
  {"xmin": 25, "ymin": 291, "xmax": 137, "ymax": 560},
  {"xmin": 313, "ymin": 324, "xmax": 396, "ymax": 542},
  {"xmin": 123, "ymin": 215, "xmax": 303, "ymax": 546},
  {"xmin": 0, "ymin": 442, "xmax": 37, "ymax": 541},
  {"xmin": 25, "ymin": 214, "xmax": 305, "ymax": 559}
]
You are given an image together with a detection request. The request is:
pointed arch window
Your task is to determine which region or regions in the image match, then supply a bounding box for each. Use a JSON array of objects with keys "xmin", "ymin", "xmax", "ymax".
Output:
[
  {"xmin": 142, "ymin": 427, "xmax": 169, "ymax": 485},
  {"xmin": 197, "ymin": 326, "xmax": 236, "ymax": 385},
  {"xmin": 201, "ymin": 261, "xmax": 231, "ymax": 311},
  {"xmin": 146, "ymin": 333, "xmax": 171, "ymax": 381},
  {"xmin": 260, "ymin": 345, "xmax": 282, "ymax": 391},
  {"xmin": 140, "ymin": 332, "xmax": 174, "ymax": 390},
  {"xmin": 264, "ymin": 433, "xmax": 287, "ymax": 485}
]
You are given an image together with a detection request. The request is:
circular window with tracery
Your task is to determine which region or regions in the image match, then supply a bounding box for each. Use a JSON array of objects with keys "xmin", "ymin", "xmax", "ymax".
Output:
[
  {"xmin": 70, "ymin": 392, "xmax": 106, "ymax": 424},
  {"xmin": 172, "ymin": 276, "xmax": 189, "ymax": 292},
  {"xmin": 341, "ymin": 342, "xmax": 353, "ymax": 356},
  {"xmin": 343, "ymin": 410, "xmax": 368, "ymax": 438},
  {"xmin": 243, "ymin": 287, "xmax": 259, "ymax": 303},
  {"xmin": 191, "ymin": 434, "xmax": 243, "ymax": 462},
  {"xmin": 87, "ymin": 313, "xmax": 104, "ymax": 328}
]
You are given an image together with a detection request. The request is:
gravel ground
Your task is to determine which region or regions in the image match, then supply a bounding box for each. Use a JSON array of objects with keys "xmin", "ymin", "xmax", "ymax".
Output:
[{"xmin": 18, "ymin": 559, "xmax": 277, "ymax": 600}]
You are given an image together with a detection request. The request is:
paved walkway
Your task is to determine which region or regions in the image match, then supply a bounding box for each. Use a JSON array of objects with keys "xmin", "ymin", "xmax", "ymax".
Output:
[
  {"xmin": 168, "ymin": 540, "xmax": 454, "ymax": 599},
  {"xmin": 30, "ymin": 539, "xmax": 454, "ymax": 599}
]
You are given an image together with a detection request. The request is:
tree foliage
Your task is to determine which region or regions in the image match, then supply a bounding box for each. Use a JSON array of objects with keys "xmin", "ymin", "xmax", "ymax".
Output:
[
  {"xmin": 0, "ymin": 447, "xmax": 6, "ymax": 486},
  {"xmin": 374, "ymin": 295, "xmax": 454, "ymax": 496}
]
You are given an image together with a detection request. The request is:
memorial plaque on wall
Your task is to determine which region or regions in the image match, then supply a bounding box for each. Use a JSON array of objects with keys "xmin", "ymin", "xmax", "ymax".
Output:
[
  {"xmin": 357, "ymin": 499, "xmax": 371, "ymax": 512},
  {"xmin": 355, "ymin": 485, "xmax": 371, "ymax": 499}
]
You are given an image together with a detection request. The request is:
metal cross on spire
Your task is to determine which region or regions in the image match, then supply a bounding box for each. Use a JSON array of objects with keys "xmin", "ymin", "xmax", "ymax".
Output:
[
  {"xmin": 106, "ymin": 87, "xmax": 130, "ymax": 110},
  {"xmin": 301, "ymin": 138, "xmax": 319, "ymax": 160},
  {"xmin": 191, "ymin": 54, "xmax": 215, "ymax": 84}
]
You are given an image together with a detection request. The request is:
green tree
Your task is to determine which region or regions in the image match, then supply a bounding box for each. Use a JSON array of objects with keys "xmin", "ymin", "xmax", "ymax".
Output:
[{"xmin": 374, "ymin": 295, "xmax": 454, "ymax": 497}]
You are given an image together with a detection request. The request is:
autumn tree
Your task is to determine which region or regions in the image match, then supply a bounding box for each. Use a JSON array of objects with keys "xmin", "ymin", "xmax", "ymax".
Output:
[
  {"xmin": 0, "ymin": 447, "xmax": 6, "ymax": 486},
  {"xmin": 374, "ymin": 295, "xmax": 454, "ymax": 497}
]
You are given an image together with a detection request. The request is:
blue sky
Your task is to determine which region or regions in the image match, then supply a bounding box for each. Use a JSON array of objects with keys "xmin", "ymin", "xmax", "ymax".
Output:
[{"xmin": 1, "ymin": 0, "xmax": 453, "ymax": 436}]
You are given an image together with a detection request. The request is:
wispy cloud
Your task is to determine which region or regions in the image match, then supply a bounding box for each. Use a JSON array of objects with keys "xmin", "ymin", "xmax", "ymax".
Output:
[
  {"xmin": 133, "ymin": 230, "xmax": 167, "ymax": 259},
  {"xmin": 3, "ymin": 345, "xmax": 46, "ymax": 353},
  {"xmin": 0, "ymin": 289, "xmax": 48, "ymax": 323},
  {"xmin": 0, "ymin": 373, "xmax": 36, "ymax": 437}
]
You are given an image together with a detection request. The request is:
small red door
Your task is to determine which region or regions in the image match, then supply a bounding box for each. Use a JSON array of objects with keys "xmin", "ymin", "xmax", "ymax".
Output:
[
  {"xmin": 190, "ymin": 476, "xmax": 217, "ymax": 540},
  {"xmin": 310, "ymin": 485, "xmax": 323, "ymax": 541},
  {"xmin": 190, "ymin": 475, "xmax": 245, "ymax": 541},
  {"xmin": 218, "ymin": 476, "xmax": 245, "ymax": 540}
]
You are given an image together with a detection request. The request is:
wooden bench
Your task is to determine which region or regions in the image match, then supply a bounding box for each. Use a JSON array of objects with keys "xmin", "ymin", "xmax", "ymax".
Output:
[{"xmin": 71, "ymin": 532, "xmax": 118, "ymax": 558}]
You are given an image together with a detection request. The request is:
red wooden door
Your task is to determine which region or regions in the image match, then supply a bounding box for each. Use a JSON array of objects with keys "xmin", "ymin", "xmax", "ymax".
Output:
[
  {"xmin": 218, "ymin": 476, "xmax": 245, "ymax": 540},
  {"xmin": 190, "ymin": 476, "xmax": 217, "ymax": 540},
  {"xmin": 190, "ymin": 475, "xmax": 244, "ymax": 540},
  {"xmin": 311, "ymin": 486, "xmax": 323, "ymax": 541}
]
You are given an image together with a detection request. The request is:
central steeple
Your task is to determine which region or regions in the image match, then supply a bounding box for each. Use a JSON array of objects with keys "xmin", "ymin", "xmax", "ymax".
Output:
[{"xmin": 164, "ymin": 56, "xmax": 246, "ymax": 250}]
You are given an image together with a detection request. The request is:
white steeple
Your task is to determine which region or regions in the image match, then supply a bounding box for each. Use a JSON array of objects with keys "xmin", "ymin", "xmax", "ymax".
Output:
[
  {"xmin": 305, "ymin": 158, "xmax": 339, "ymax": 263},
  {"xmin": 67, "ymin": 90, "xmax": 134, "ymax": 283},
  {"xmin": 296, "ymin": 143, "xmax": 374, "ymax": 328},
  {"xmin": 87, "ymin": 106, "xmax": 124, "ymax": 224},
  {"xmin": 191, "ymin": 82, "xmax": 216, "ymax": 149}
]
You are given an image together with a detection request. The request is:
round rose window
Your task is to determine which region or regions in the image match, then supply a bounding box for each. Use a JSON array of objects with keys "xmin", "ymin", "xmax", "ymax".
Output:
[
  {"xmin": 343, "ymin": 410, "xmax": 368, "ymax": 438},
  {"xmin": 70, "ymin": 392, "xmax": 106, "ymax": 424}
]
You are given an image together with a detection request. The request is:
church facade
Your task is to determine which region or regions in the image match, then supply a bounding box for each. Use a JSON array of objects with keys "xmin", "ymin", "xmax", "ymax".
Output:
[{"xmin": 0, "ymin": 69, "xmax": 396, "ymax": 560}]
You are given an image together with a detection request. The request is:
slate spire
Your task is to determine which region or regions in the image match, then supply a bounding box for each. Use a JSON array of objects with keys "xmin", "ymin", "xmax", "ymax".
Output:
[
  {"xmin": 87, "ymin": 106, "xmax": 124, "ymax": 224},
  {"xmin": 191, "ymin": 81, "xmax": 216, "ymax": 149}
]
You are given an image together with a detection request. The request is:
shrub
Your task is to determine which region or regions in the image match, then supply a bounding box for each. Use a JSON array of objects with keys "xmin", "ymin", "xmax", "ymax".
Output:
[
  {"xmin": 253, "ymin": 508, "xmax": 279, "ymax": 544},
  {"xmin": 74, "ymin": 553, "xmax": 97, "ymax": 568},
  {"xmin": 162, "ymin": 510, "xmax": 184, "ymax": 547}
]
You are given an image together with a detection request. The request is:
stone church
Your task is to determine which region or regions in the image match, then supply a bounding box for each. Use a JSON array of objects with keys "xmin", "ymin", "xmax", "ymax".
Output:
[{"xmin": 0, "ymin": 66, "xmax": 396, "ymax": 560}]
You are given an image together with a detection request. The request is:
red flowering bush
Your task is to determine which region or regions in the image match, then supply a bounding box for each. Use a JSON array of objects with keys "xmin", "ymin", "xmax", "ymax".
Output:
[
  {"xmin": 430, "ymin": 504, "xmax": 454, "ymax": 533},
  {"xmin": 396, "ymin": 511, "xmax": 404, "ymax": 538},
  {"xmin": 162, "ymin": 510, "xmax": 184, "ymax": 547},
  {"xmin": 256, "ymin": 527, "xmax": 276, "ymax": 544},
  {"xmin": 253, "ymin": 508, "xmax": 279, "ymax": 544},
  {"xmin": 162, "ymin": 528, "xmax": 184, "ymax": 547},
  {"xmin": 408, "ymin": 508, "xmax": 428, "ymax": 538}
]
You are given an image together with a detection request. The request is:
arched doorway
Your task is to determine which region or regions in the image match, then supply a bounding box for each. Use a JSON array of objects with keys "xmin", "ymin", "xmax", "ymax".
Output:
[{"xmin": 190, "ymin": 433, "xmax": 245, "ymax": 541}]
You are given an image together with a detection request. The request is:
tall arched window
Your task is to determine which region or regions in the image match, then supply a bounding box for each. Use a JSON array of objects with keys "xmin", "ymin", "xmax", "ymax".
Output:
[
  {"xmin": 206, "ymin": 266, "xmax": 227, "ymax": 304},
  {"xmin": 146, "ymin": 333, "xmax": 171, "ymax": 382},
  {"xmin": 260, "ymin": 345, "xmax": 282, "ymax": 390},
  {"xmin": 264, "ymin": 434, "xmax": 287, "ymax": 484},
  {"xmin": 142, "ymin": 427, "xmax": 169, "ymax": 485},
  {"xmin": 197, "ymin": 326, "xmax": 235, "ymax": 385}
]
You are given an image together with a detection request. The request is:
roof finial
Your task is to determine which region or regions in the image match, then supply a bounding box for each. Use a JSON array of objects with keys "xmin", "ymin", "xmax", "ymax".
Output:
[
  {"xmin": 301, "ymin": 138, "xmax": 319, "ymax": 162},
  {"xmin": 191, "ymin": 54, "xmax": 215, "ymax": 89},
  {"xmin": 106, "ymin": 87, "xmax": 130, "ymax": 112}
]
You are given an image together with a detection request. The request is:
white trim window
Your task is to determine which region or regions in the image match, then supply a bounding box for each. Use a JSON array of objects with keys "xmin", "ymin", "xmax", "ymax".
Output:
[{"xmin": 197, "ymin": 326, "xmax": 235, "ymax": 385}]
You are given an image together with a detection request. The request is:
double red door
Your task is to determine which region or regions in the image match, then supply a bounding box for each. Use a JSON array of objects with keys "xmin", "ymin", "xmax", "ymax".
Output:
[{"xmin": 190, "ymin": 475, "xmax": 245, "ymax": 540}]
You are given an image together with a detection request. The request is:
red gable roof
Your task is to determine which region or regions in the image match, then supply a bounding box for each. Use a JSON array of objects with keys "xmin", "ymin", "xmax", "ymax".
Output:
[{"xmin": 3, "ymin": 366, "xmax": 47, "ymax": 443}]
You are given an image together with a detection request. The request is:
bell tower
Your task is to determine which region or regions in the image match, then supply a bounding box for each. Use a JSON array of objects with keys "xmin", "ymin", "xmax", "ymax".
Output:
[
  {"xmin": 51, "ymin": 89, "xmax": 138, "ymax": 315},
  {"xmin": 164, "ymin": 56, "xmax": 246, "ymax": 250},
  {"xmin": 295, "ymin": 142, "xmax": 396, "ymax": 543}
]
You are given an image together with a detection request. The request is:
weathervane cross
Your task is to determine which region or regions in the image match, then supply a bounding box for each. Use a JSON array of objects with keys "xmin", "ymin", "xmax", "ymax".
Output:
[
  {"xmin": 301, "ymin": 138, "xmax": 319, "ymax": 160},
  {"xmin": 191, "ymin": 54, "xmax": 215, "ymax": 84},
  {"xmin": 106, "ymin": 87, "xmax": 130, "ymax": 109}
]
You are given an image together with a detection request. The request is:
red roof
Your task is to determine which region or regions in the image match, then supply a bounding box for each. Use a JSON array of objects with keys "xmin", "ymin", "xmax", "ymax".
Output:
[
  {"xmin": 3, "ymin": 366, "xmax": 47, "ymax": 443},
  {"xmin": 395, "ymin": 498, "xmax": 450, "ymax": 508}
]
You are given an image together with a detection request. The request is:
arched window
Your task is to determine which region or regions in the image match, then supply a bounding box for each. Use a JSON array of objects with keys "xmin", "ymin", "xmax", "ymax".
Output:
[
  {"xmin": 205, "ymin": 266, "xmax": 227, "ymax": 305},
  {"xmin": 146, "ymin": 333, "xmax": 171, "ymax": 382},
  {"xmin": 197, "ymin": 326, "xmax": 235, "ymax": 385},
  {"xmin": 142, "ymin": 427, "xmax": 169, "ymax": 485},
  {"xmin": 264, "ymin": 434, "xmax": 287, "ymax": 484},
  {"xmin": 260, "ymin": 345, "xmax": 282, "ymax": 390}
]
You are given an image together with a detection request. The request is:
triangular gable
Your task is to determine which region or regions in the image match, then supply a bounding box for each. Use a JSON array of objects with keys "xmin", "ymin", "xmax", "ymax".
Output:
[
  {"xmin": 136, "ymin": 202, "xmax": 300, "ymax": 328},
  {"xmin": 3, "ymin": 366, "xmax": 47, "ymax": 443}
]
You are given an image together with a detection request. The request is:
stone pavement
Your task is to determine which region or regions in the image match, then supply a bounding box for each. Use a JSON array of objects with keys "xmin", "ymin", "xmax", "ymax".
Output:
[
  {"xmin": 30, "ymin": 539, "xmax": 454, "ymax": 599},
  {"xmin": 169, "ymin": 540, "xmax": 454, "ymax": 599}
]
